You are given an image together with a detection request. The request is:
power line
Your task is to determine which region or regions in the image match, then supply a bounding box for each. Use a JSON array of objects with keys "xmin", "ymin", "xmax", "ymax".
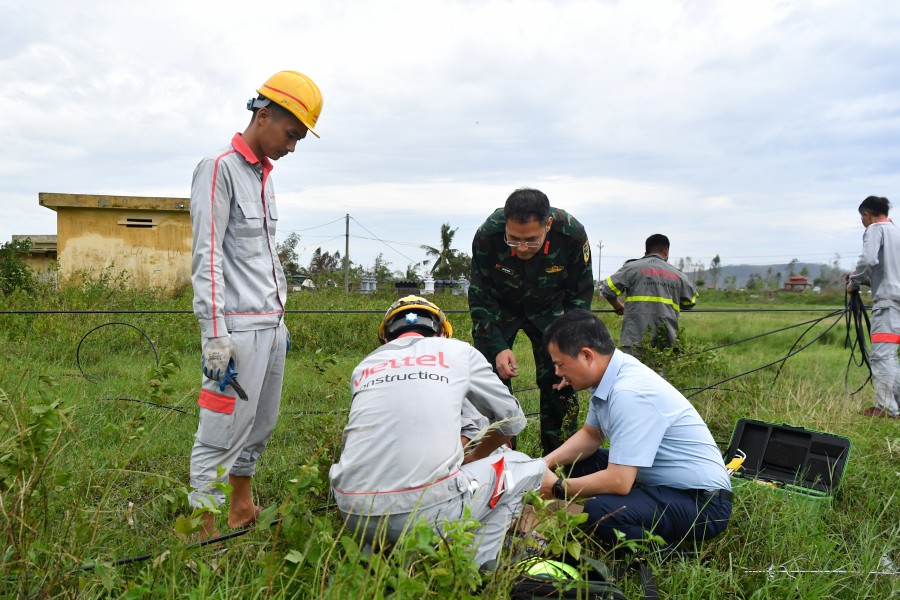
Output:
[
  {"xmin": 348, "ymin": 215, "xmax": 418, "ymax": 265},
  {"xmin": 350, "ymin": 235, "xmax": 428, "ymax": 248},
  {"xmin": 280, "ymin": 217, "xmax": 347, "ymax": 233}
]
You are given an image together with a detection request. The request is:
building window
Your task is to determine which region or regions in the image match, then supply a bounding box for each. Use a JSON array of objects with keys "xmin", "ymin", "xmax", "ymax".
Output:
[{"xmin": 118, "ymin": 217, "xmax": 157, "ymax": 229}]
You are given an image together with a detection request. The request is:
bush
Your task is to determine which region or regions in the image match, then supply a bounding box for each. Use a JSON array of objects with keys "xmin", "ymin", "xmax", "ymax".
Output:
[{"xmin": 0, "ymin": 239, "xmax": 35, "ymax": 295}]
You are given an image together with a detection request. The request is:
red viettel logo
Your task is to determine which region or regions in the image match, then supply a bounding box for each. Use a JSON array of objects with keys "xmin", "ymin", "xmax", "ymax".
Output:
[
  {"xmin": 353, "ymin": 352, "xmax": 450, "ymax": 387},
  {"xmin": 641, "ymin": 268, "xmax": 678, "ymax": 281}
]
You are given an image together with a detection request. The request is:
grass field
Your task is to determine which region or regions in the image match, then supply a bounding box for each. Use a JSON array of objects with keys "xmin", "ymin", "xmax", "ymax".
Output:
[{"xmin": 0, "ymin": 283, "xmax": 898, "ymax": 598}]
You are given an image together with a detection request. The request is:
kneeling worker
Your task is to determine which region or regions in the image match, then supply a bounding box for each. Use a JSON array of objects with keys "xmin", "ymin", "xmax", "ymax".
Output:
[
  {"xmin": 539, "ymin": 309, "xmax": 731, "ymax": 547},
  {"xmin": 329, "ymin": 296, "xmax": 547, "ymax": 565}
]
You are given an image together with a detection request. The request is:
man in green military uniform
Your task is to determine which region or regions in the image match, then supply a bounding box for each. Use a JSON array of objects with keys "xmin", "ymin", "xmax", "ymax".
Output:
[{"xmin": 469, "ymin": 188, "xmax": 594, "ymax": 452}]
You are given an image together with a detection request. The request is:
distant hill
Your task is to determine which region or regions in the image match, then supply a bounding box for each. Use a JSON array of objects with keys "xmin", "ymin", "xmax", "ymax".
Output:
[{"xmin": 686, "ymin": 262, "xmax": 839, "ymax": 289}]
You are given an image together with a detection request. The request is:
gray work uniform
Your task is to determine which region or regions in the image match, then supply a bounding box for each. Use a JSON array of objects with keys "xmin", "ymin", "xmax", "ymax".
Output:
[
  {"xmin": 330, "ymin": 336, "xmax": 546, "ymax": 565},
  {"xmin": 599, "ymin": 254, "xmax": 698, "ymax": 352},
  {"xmin": 849, "ymin": 220, "xmax": 900, "ymax": 417},
  {"xmin": 188, "ymin": 133, "xmax": 289, "ymax": 508}
]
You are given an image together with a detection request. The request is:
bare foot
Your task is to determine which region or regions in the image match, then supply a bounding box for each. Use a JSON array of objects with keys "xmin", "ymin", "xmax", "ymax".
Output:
[
  {"xmin": 227, "ymin": 505, "xmax": 262, "ymax": 529},
  {"xmin": 197, "ymin": 511, "xmax": 222, "ymax": 542}
]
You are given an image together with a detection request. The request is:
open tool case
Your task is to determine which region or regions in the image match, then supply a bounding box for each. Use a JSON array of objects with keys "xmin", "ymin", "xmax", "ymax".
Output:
[{"xmin": 724, "ymin": 419, "xmax": 851, "ymax": 509}]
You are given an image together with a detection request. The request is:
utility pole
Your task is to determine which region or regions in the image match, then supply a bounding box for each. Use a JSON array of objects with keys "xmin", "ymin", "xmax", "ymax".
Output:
[
  {"xmin": 343, "ymin": 213, "xmax": 350, "ymax": 292},
  {"xmin": 596, "ymin": 241, "xmax": 604, "ymax": 285}
]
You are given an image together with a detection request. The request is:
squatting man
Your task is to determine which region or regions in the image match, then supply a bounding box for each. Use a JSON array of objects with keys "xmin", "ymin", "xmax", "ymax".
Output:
[
  {"xmin": 329, "ymin": 296, "xmax": 548, "ymax": 565},
  {"xmin": 537, "ymin": 309, "xmax": 732, "ymax": 548}
]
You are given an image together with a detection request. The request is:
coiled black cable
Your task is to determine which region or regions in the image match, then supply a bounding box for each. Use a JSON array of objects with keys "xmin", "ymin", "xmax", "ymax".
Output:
[
  {"xmin": 76, "ymin": 322, "xmax": 160, "ymax": 382},
  {"xmin": 844, "ymin": 290, "xmax": 872, "ymax": 394}
]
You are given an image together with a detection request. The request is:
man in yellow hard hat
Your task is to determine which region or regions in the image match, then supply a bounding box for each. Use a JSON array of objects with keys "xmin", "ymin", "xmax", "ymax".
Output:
[{"xmin": 188, "ymin": 71, "xmax": 323, "ymax": 539}]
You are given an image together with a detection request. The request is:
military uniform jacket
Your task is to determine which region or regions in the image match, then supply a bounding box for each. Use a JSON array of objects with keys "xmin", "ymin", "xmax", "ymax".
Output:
[
  {"xmin": 599, "ymin": 254, "xmax": 697, "ymax": 348},
  {"xmin": 468, "ymin": 207, "xmax": 594, "ymax": 358}
]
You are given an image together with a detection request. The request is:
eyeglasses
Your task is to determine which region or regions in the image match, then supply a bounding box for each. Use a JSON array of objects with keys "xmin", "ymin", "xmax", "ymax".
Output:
[{"xmin": 504, "ymin": 235, "xmax": 544, "ymax": 249}]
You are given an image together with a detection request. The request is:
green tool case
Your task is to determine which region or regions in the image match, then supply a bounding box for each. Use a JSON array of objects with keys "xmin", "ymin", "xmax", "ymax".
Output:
[{"xmin": 724, "ymin": 419, "xmax": 851, "ymax": 509}]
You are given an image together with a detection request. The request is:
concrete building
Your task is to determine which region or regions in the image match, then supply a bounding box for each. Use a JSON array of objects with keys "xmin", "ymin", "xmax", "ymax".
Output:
[
  {"xmin": 39, "ymin": 193, "xmax": 191, "ymax": 293},
  {"xmin": 11, "ymin": 234, "xmax": 58, "ymax": 283}
]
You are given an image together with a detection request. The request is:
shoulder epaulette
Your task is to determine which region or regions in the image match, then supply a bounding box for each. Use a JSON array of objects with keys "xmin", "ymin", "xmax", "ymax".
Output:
[
  {"xmin": 476, "ymin": 207, "xmax": 506, "ymax": 236},
  {"xmin": 550, "ymin": 207, "xmax": 587, "ymax": 239}
]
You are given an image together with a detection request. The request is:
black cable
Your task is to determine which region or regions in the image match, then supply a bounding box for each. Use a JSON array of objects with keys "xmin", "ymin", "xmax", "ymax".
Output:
[
  {"xmin": 76, "ymin": 322, "xmax": 160, "ymax": 383},
  {"xmin": 78, "ymin": 519, "xmax": 282, "ymax": 571},
  {"xmin": 770, "ymin": 309, "xmax": 845, "ymax": 385},
  {"xmin": 844, "ymin": 290, "xmax": 872, "ymax": 395},
  {"xmin": 99, "ymin": 397, "xmax": 191, "ymax": 415},
  {"xmin": 676, "ymin": 311, "xmax": 844, "ymax": 360},
  {"xmin": 0, "ymin": 307, "xmax": 846, "ymax": 315},
  {"xmin": 78, "ymin": 503, "xmax": 338, "ymax": 571},
  {"xmin": 686, "ymin": 308, "xmax": 848, "ymax": 399}
]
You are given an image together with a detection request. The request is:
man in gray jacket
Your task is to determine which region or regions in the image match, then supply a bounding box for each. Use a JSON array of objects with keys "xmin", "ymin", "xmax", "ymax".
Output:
[
  {"xmin": 189, "ymin": 71, "xmax": 323, "ymax": 538},
  {"xmin": 330, "ymin": 296, "xmax": 547, "ymax": 565},
  {"xmin": 599, "ymin": 234, "xmax": 697, "ymax": 357},
  {"xmin": 847, "ymin": 196, "xmax": 900, "ymax": 418}
]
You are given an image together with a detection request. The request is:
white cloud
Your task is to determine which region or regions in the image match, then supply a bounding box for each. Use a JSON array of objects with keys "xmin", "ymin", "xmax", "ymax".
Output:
[{"xmin": 1, "ymin": 0, "xmax": 898, "ymax": 277}]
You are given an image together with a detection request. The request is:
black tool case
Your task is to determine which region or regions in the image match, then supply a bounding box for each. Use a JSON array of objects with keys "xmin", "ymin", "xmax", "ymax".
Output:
[{"xmin": 724, "ymin": 418, "xmax": 851, "ymax": 509}]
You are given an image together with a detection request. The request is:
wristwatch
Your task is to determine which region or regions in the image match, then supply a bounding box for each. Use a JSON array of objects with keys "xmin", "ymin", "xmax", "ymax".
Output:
[{"xmin": 552, "ymin": 477, "xmax": 566, "ymax": 500}]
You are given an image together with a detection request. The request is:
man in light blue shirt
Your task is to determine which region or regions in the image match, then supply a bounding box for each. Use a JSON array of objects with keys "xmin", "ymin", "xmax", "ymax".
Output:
[{"xmin": 539, "ymin": 309, "xmax": 731, "ymax": 547}]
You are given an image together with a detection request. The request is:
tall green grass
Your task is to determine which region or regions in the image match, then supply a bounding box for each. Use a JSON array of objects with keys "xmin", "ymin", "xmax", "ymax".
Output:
[{"xmin": 0, "ymin": 283, "xmax": 897, "ymax": 598}]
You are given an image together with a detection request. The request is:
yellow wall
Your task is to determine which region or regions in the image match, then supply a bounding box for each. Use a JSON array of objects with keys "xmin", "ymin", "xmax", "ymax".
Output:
[
  {"xmin": 21, "ymin": 254, "xmax": 57, "ymax": 282},
  {"xmin": 56, "ymin": 207, "xmax": 192, "ymax": 293}
]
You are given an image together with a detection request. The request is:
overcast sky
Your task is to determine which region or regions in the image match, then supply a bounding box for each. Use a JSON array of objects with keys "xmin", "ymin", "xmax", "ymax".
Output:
[{"xmin": 3, "ymin": 0, "xmax": 899, "ymax": 280}]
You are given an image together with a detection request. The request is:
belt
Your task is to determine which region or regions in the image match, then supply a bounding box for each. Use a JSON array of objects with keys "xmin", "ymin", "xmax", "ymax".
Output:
[{"xmin": 698, "ymin": 489, "xmax": 733, "ymax": 503}]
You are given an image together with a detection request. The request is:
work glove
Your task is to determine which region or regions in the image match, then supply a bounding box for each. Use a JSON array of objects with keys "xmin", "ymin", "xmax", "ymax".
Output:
[
  {"xmin": 202, "ymin": 335, "xmax": 236, "ymax": 384},
  {"xmin": 286, "ymin": 330, "xmax": 291, "ymax": 352}
]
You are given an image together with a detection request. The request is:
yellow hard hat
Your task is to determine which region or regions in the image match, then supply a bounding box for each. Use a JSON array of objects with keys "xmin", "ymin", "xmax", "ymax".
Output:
[
  {"xmin": 378, "ymin": 295, "xmax": 453, "ymax": 343},
  {"xmin": 520, "ymin": 557, "xmax": 580, "ymax": 580},
  {"xmin": 257, "ymin": 70, "xmax": 323, "ymax": 138}
]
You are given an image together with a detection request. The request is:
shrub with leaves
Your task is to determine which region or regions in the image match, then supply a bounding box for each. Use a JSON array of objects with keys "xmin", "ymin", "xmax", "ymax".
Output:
[{"xmin": 0, "ymin": 238, "xmax": 35, "ymax": 295}]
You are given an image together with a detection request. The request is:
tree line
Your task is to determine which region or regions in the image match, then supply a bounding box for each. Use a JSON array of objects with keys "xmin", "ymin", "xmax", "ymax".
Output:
[{"xmin": 276, "ymin": 223, "xmax": 472, "ymax": 289}]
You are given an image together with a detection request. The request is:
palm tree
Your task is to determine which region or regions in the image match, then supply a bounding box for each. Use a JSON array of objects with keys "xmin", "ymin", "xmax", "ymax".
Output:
[{"xmin": 421, "ymin": 223, "xmax": 461, "ymax": 279}]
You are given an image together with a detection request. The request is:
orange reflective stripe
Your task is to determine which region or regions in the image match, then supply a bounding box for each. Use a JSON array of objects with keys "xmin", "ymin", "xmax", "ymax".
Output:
[
  {"xmin": 489, "ymin": 456, "xmax": 506, "ymax": 509},
  {"xmin": 198, "ymin": 389, "xmax": 236, "ymax": 414},
  {"xmin": 871, "ymin": 332, "xmax": 900, "ymax": 344},
  {"xmin": 333, "ymin": 469, "xmax": 461, "ymax": 495}
]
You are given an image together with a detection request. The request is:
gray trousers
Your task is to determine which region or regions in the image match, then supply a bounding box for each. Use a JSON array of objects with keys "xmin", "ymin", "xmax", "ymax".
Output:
[
  {"xmin": 189, "ymin": 323, "xmax": 287, "ymax": 508},
  {"xmin": 870, "ymin": 304, "xmax": 900, "ymax": 417},
  {"xmin": 342, "ymin": 451, "xmax": 546, "ymax": 565}
]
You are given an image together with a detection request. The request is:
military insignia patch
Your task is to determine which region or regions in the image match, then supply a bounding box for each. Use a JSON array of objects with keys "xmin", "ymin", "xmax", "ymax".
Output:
[
  {"xmin": 583, "ymin": 241, "xmax": 590, "ymax": 264},
  {"xmin": 546, "ymin": 265, "xmax": 564, "ymax": 274},
  {"xmin": 494, "ymin": 263, "xmax": 515, "ymax": 276}
]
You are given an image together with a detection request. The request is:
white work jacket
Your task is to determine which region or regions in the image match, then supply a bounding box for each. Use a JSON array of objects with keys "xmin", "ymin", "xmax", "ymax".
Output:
[
  {"xmin": 190, "ymin": 133, "xmax": 287, "ymax": 339},
  {"xmin": 850, "ymin": 220, "xmax": 900, "ymax": 307}
]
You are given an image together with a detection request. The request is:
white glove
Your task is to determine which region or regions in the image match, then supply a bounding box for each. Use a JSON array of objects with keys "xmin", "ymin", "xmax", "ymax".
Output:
[{"xmin": 202, "ymin": 335, "xmax": 236, "ymax": 382}]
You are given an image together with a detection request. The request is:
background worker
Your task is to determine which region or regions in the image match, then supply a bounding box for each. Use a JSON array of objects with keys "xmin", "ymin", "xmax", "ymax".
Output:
[
  {"xmin": 469, "ymin": 188, "xmax": 594, "ymax": 453},
  {"xmin": 847, "ymin": 195, "xmax": 900, "ymax": 419},
  {"xmin": 329, "ymin": 296, "xmax": 547, "ymax": 566},
  {"xmin": 599, "ymin": 234, "xmax": 697, "ymax": 358},
  {"xmin": 188, "ymin": 71, "xmax": 323, "ymax": 538},
  {"xmin": 539, "ymin": 309, "xmax": 732, "ymax": 547}
]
